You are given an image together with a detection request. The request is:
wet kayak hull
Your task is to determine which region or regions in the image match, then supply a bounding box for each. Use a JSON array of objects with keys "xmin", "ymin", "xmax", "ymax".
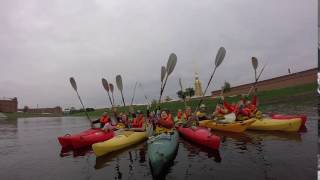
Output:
[
  {"xmin": 199, "ymin": 119, "xmax": 256, "ymax": 133},
  {"xmin": 58, "ymin": 128, "xmax": 102, "ymax": 148},
  {"xmin": 148, "ymin": 131, "xmax": 179, "ymax": 176},
  {"xmin": 92, "ymin": 131, "xmax": 147, "ymax": 157},
  {"xmin": 177, "ymin": 126, "xmax": 220, "ymax": 149},
  {"xmin": 248, "ymin": 118, "xmax": 301, "ymax": 132}
]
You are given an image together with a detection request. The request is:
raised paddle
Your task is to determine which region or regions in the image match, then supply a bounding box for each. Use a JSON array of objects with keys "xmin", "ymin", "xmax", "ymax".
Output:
[
  {"xmin": 179, "ymin": 78, "xmax": 187, "ymax": 108},
  {"xmin": 247, "ymin": 64, "xmax": 267, "ymax": 96},
  {"xmin": 138, "ymin": 83, "xmax": 151, "ymax": 107},
  {"xmin": 159, "ymin": 53, "xmax": 178, "ymax": 104},
  {"xmin": 251, "ymin": 57, "xmax": 258, "ymax": 93},
  {"xmin": 69, "ymin": 77, "xmax": 93, "ymax": 127},
  {"xmin": 116, "ymin": 75, "xmax": 126, "ymax": 107},
  {"xmin": 130, "ymin": 82, "xmax": 138, "ymax": 106},
  {"xmin": 195, "ymin": 47, "xmax": 226, "ymax": 113},
  {"xmin": 102, "ymin": 78, "xmax": 114, "ymax": 107},
  {"xmin": 109, "ymin": 83, "xmax": 115, "ymax": 105}
]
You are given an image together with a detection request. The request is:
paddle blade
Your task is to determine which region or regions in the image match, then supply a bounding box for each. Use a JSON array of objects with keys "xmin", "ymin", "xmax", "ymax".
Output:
[
  {"xmin": 252, "ymin": 57, "xmax": 258, "ymax": 70},
  {"xmin": 69, "ymin": 77, "xmax": 77, "ymax": 91},
  {"xmin": 214, "ymin": 47, "xmax": 226, "ymax": 67},
  {"xmin": 109, "ymin": 83, "xmax": 114, "ymax": 92},
  {"xmin": 101, "ymin": 78, "xmax": 110, "ymax": 92},
  {"xmin": 116, "ymin": 75, "xmax": 123, "ymax": 91},
  {"xmin": 161, "ymin": 66, "xmax": 166, "ymax": 82},
  {"xmin": 166, "ymin": 53, "xmax": 177, "ymax": 76}
]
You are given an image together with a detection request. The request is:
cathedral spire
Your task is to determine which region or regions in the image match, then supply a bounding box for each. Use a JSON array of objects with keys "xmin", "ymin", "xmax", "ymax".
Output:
[{"xmin": 194, "ymin": 64, "xmax": 203, "ymax": 97}]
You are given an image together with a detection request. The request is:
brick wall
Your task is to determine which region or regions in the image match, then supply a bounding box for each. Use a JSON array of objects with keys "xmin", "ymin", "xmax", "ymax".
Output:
[
  {"xmin": 25, "ymin": 107, "xmax": 63, "ymax": 114},
  {"xmin": 211, "ymin": 68, "xmax": 317, "ymax": 97},
  {"xmin": 0, "ymin": 98, "xmax": 18, "ymax": 113}
]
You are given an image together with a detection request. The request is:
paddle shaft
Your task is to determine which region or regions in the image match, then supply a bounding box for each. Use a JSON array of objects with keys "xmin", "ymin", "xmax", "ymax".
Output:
[
  {"xmin": 248, "ymin": 65, "xmax": 266, "ymax": 96},
  {"xmin": 159, "ymin": 74, "xmax": 169, "ymax": 104},
  {"xmin": 120, "ymin": 90, "xmax": 126, "ymax": 107},
  {"xmin": 130, "ymin": 82, "xmax": 138, "ymax": 106},
  {"xmin": 195, "ymin": 66, "xmax": 218, "ymax": 113},
  {"xmin": 75, "ymin": 90, "xmax": 92, "ymax": 126}
]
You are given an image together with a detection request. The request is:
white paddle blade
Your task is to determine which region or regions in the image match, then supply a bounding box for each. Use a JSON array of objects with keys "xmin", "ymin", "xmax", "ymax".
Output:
[
  {"xmin": 116, "ymin": 75, "xmax": 123, "ymax": 91},
  {"xmin": 102, "ymin": 78, "xmax": 110, "ymax": 92},
  {"xmin": 161, "ymin": 66, "xmax": 166, "ymax": 82},
  {"xmin": 215, "ymin": 47, "xmax": 226, "ymax": 67},
  {"xmin": 252, "ymin": 57, "xmax": 258, "ymax": 70},
  {"xmin": 69, "ymin": 77, "xmax": 77, "ymax": 91},
  {"xmin": 109, "ymin": 83, "xmax": 114, "ymax": 92},
  {"xmin": 166, "ymin": 53, "xmax": 177, "ymax": 76}
]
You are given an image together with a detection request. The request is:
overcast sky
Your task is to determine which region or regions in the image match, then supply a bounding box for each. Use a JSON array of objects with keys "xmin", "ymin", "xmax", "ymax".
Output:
[{"xmin": 0, "ymin": 0, "xmax": 317, "ymax": 109}]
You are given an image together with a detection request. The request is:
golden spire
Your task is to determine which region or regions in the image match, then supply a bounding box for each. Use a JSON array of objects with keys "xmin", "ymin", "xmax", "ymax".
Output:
[{"xmin": 194, "ymin": 64, "xmax": 203, "ymax": 97}]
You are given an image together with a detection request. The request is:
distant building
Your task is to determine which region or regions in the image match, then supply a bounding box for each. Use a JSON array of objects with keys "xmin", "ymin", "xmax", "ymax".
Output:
[
  {"xmin": 0, "ymin": 97, "xmax": 18, "ymax": 113},
  {"xmin": 22, "ymin": 106, "xmax": 63, "ymax": 115},
  {"xmin": 194, "ymin": 70, "xmax": 203, "ymax": 97}
]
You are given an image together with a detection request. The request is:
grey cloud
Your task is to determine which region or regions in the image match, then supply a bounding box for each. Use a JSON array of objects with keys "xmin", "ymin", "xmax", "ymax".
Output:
[{"xmin": 0, "ymin": 0, "xmax": 316, "ymax": 109}]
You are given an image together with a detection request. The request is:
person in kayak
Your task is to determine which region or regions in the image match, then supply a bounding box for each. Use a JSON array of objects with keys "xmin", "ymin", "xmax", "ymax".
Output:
[
  {"xmin": 132, "ymin": 110, "xmax": 145, "ymax": 128},
  {"xmin": 213, "ymin": 98, "xmax": 229, "ymax": 120},
  {"xmin": 196, "ymin": 104, "xmax": 211, "ymax": 121},
  {"xmin": 177, "ymin": 109, "xmax": 183, "ymax": 122},
  {"xmin": 92, "ymin": 111, "xmax": 111, "ymax": 128},
  {"xmin": 183, "ymin": 107, "xmax": 193, "ymax": 121},
  {"xmin": 119, "ymin": 113, "xmax": 130, "ymax": 128},
  {"xmin": 157, "ymin": 110, "xmax": 174, "ymax": 130}
]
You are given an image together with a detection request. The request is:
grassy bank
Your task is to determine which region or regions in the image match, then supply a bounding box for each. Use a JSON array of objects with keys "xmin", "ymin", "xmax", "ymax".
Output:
[{"xmin": 71, "ymin": 83, "xmax": 317, "ymax": 118}]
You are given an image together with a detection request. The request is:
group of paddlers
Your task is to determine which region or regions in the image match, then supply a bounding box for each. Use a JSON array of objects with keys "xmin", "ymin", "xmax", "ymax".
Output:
[{"xmin": 93, "ymin": 94, "xmax": 261, "ymax": 132}]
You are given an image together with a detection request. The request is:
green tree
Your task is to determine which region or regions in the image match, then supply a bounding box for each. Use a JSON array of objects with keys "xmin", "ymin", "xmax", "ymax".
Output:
[
  {"xmin": 177, "ymin": 90, "xmax": 186, "ymax": 100},
  {"xmin": 222, "ymin": 81, "xmax": 231, "ymax": 93},
  {"xmin": 185, "ymin": 87, "xmax": 195, "ymax": 97}
]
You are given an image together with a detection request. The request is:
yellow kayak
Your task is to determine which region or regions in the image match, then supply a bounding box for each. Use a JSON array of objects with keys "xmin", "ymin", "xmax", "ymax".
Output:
[
  {"xmin": 199, "ymin": 119, "xmax": 256, "ymax": 133},
  {"xmin": 248, "ymin": 118, "xmax": 301, "ymax": 132},
  {"xmin": 92, "ymin": 130, "xmax": 147, "ymax": 157}
]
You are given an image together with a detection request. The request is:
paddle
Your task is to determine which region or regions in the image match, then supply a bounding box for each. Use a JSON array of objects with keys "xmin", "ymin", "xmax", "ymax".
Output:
[
  {"xmin": 179, "ymin": 78, "xmax": 187, "ymax": 108},
  {"xmin": 130, "ymin": 82, "xmax": 138, "ymax": 106},
  {"xmin": 251, "ymin": 57, "xmax": 258, "ymax": 93},
  {"xmin": 102, "ymin": 78, "xmax": 114, "ymax": 107},
  {"xmin": 69, "ymin": 77, "xmax": 93, "ymax": 127},
  {"xmin": 195, "ymin": 47, "xmax": 226, "ymax": 113},
  {"xmin": 158, "ymin": 53, "xmax": 178, "ymax": 104},
  {"xmin": 109, "ymin": 83, "xmax": 115, "ymax": 105},
  {"xmin": 116, "ymin": 75, "xmax": 126, "ymax": 107},
  {"xmin": 138, "ymin": 83, "xmax": 151, "ymax": 107},
  {"xmin": 247, "ymin": 64, "xmax": 267, "ymax": 96}
]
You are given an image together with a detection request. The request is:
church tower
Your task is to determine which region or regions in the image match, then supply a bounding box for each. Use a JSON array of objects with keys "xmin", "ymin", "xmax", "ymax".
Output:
[{"xmin": 194, "ymin": 65, "xmax": 203, "ymax": 97}]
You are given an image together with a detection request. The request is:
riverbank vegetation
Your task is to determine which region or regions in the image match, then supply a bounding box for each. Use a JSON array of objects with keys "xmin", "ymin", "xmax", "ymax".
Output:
[{"xmin": 70, "ymin": 83, "xmax": 317, "ymax": 118}]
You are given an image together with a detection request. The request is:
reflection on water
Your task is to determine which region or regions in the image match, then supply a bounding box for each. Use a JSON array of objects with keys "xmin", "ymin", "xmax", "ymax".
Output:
[
  {"xmin": 0, "ymin": 104, "xmax": 317, "ymax": 180},
  {"xmin": 60, "ymin": 146, "xmax": 92, "ymax": 157}
]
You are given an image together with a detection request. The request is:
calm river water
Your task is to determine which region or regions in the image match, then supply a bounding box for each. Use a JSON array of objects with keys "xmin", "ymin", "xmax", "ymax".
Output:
[{"xmin": 0, "ymin": 105, "xmax": 318, "ymax": 180}]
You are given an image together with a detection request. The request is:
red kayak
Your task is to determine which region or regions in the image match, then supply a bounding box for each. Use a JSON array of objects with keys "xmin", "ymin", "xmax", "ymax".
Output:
[
  {"xmin": 58, "ymin": 128, "xmax": 114, "ymax": 149},
  {"xmin": 177, "ymin": 126, "xmax": 220, "ymax": 150},
  {"xmin": 271, "ymin": 114, "xmax": 307, "ymax": 128}
]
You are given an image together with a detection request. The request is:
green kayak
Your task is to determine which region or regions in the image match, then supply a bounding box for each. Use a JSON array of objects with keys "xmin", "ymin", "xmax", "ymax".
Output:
[{"xmin": 147, "ymin": 130, "xmax": 179, "ymax": 176}]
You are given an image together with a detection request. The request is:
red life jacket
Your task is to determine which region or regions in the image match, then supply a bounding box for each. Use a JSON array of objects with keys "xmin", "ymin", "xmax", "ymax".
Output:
[
  {"xmin": 177, "ymin": 112, "xmax": 182, "ymax": 120},
  {"xmin": 158, "ymin": 115, "xmax": 174, "ymax": 129},
  {"xmin": 137, "ymin": 116, "xmax": 145, "ymax": 128},
  {"xmin": 183, "ymin": 112, "xmax": 191, "ymax": 120},
  {"xmin": 132, "ymin": 118, "xmax": 138, "ymax": 128},
  {"xmin": 100, "ymin": 115, "xmax": 110, "ymax": 124}
]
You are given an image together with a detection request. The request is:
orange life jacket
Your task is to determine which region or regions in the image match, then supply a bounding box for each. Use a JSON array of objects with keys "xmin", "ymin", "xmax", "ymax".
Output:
[{"xmin": 100, "ymin": 115, "xmax": 110, "ymax": 124}]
